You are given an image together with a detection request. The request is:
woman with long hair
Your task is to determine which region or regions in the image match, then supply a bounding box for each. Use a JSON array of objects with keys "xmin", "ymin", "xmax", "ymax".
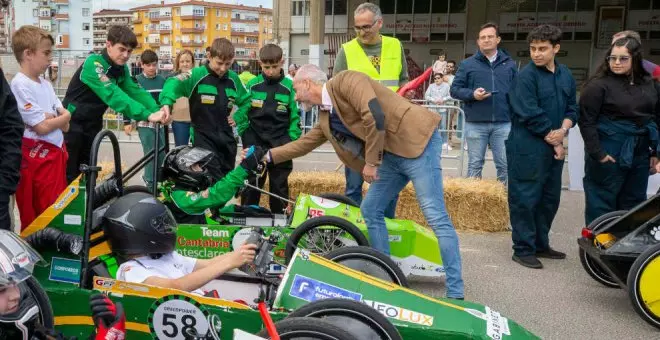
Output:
[
  {"xmin": 171, "ymin": 49, "xmax": 194, "ymax": 146},
  {"xmin": 579, "ymin": 36, "xmax": 660, "ymax": 225}
]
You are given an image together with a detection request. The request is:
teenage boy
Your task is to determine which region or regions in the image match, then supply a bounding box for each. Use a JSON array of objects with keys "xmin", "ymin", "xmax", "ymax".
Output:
[
  {"xmin": 62, "ymin": 25, "xmax": 168, "ymax": 183},
  {"xmin": 506, "ymin": 24, "xmax": 577, "ymax": 269},
  {"xmin": 234, "ymin": 44, "xmax": 300, "ymax": 213},
  {"xmin": 123, "ymin": 49, "xmax": 167, "ymax": 191},
  {"xmin": 160, "ymin": 38, "xmax": 249, "ymax": 180},
  {"xmin": 10, "ymin": 26, "xmax": 71, "ymax": 229}
]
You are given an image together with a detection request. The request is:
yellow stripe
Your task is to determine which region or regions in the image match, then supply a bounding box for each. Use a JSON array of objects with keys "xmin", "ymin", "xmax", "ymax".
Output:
[
  {"xmin": 22, "ymin": 176, "xmax": 82, "ymax": 238},
  {"xmin": 90, "ymin": 241, "xmax": 112, "ymax": 259},
  {"xmin": 308, "ymin": 254, "xmax": 465, "ymax": 311},
  {"xmin": 55, "ymin": 316, "xmax": 150, "ymax": 332}
]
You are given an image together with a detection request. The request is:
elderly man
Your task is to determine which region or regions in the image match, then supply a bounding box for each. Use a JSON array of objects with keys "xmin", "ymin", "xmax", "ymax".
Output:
[
  {"xmin": 333, "ymin": 2, "xmax": 408, "ymax": 218},
  {"xmin": 265, "ymin": 65, "xmax": 464, "ymax": 299}
]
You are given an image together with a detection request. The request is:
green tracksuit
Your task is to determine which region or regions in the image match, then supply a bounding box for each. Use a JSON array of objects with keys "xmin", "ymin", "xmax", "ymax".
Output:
[
  {"xmin": 160, "ymin": 65, "xmax": 249, "ymax": 180},
  {"xmin": 160, "ymin": 167, "xmax": 249, "ymax": 224},
  {"xmin": 234, "ymin": 72, "xmax": 300, "ymax": 213}
]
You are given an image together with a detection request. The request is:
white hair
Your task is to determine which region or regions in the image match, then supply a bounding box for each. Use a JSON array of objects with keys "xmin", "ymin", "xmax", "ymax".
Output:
[
  {"xmin": 294, "ymin": 64, "xmax": 328, "ymax": 85},
  {"xmin": 355, "ymin": 2, "xmax": 382, "ymax": 21}
]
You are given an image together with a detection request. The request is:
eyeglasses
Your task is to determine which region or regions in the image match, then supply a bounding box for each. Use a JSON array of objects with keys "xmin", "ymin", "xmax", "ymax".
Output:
[
  {"xmin": 354, "ymin": 20, "xmax": 378, "ymax": 31},
  {"xmin": 434, "ymin": 77, "xmax": 443, "ymax": 80},
  {"xmin": 606, "ymin": 55, "xmax": 631, "ymax": 63}
]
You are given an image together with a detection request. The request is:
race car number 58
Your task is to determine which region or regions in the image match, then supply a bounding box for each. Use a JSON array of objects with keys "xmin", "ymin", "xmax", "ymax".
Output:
[{"xmin": 149, "ymin": 295, "xmax": 211, "ymax": 340}]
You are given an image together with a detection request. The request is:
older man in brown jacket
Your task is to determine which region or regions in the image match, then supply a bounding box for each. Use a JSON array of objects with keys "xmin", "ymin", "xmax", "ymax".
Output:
[{"xmin": 266, "ymin": 65, "xmax": 464, "ymax": 299}]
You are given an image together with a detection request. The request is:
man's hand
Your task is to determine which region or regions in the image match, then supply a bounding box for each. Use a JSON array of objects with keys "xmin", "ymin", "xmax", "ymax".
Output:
[
  {"xmin": 651, "ymin": 156, "xmax": 659, "ymax": 174},
  {"xmin": 90, "ymin": 294, "xmax": 126, "ymax": 340},
  {"xmin": 228, "ymin": 116, "xmax": 236, "ymax": 127},
  {"xmin": 240, "ymin": 146, "xmax": 267, "ymax": 174},
  {"xmin": 123, "ymin": 124, "xmax": 133, "ymax": 136},
  {"xmin": 544, "ymin": 129, "xmax": 565, "ymax": 146},
  {"xmin": 229, "ymin": 243, "xmax": 258, "ymax": 267},
  {"xmin": 362, "ymin": 164, "xmax": 379, "ymax": 183},
  {"xmin": 553, "ymin": 144, "xmax": 565, "ymax": 160},
  {"xmin": 161, "ymin": 105, "xmax": 172, "ymax": 124},
  {"xmin": 147, "ymin": 109, "xmax": 166, "ymax": 124},
  {"xmin": 473, "ymin": 88, "xmax": 491, "ymax": 101},
  {"xmin": 600, "ymin": 155, "xmax": 616, "ymax": 163}
]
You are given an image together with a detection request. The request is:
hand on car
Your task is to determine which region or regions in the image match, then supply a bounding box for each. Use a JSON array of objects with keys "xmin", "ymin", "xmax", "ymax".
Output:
[
  {"xmin": 229, "ymin": 243, "xmax": 258, "ymax": 267},
  {"xmin": 473, "ymin": 88, "xmax": 491, "ymax": 101}
]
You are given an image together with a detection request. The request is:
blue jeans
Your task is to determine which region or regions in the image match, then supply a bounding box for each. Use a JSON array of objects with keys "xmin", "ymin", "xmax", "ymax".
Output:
[
  {"xmin": 172, "ymin": 121, "xmax": 191, "ymax": 147},
  {"xmin": 465, "ymin": 121, "xmax": 510, "ymax": 184},
  {"xmin": 360, "ymin": 131, "xmax": 464, "ymax": 298},
  {"xmin": 345, "ymin": 167, "xmax": 398, "ymax": 219}
]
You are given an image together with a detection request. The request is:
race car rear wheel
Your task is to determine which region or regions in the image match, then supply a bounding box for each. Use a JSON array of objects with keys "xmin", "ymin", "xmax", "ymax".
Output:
[
  {"xmin": 287, "ymin": 298, "xmax": 403, "ymax": 340},
  {"xmin": 26, "ymin": 276, "xmax": 54, "ymax": 329},
  {"xmin": 317, "ymin": 193, "xmax": 359, "ymax": 207},
  {"xmin": 579, "ymin": 210, "xmax": 626, "ymax": 288},
  {"xmin": 285, "ymin": 216, "xmax": 369, "ymax": 263},
  {"xmin": 628, "ymin": 243, "xmax": 660, "ymax": 329},
  {"xmin": 323, "ymin": 246, "xmax": 409, "ymax": 287},
  {"xmin": 257, "ymin": 317, "xmax": 354, "ymax": 340}
]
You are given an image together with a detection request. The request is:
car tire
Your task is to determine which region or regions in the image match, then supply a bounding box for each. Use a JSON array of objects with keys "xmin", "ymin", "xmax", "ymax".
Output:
[
  {"xmin": 287, "ymin": 298, "xmax": 403, "ymax": 340},
  {"xmin": 26, "ymin": 276, "xmax": 54, "ymax": 329},
  {"xmin": 628, "ymin": 243, "xmax": 660, "ymax": 330},
  {"xmin": 579, "ymin": 210, "xmax": 626, "ymax": 288},
  {"xmin": 257, "ymin": 317, "xmax": 354, "ymax": 340},
  {"xmin": 317, "ymin": 193, "xmax": 359, "ymax": 207},
  {"xmin": 323, "ymin": 246, "xmax": 409, "ymax": 287},
  {"xmin": 285, "ymin": 216, "xmax": 369, "ymax": 263}
]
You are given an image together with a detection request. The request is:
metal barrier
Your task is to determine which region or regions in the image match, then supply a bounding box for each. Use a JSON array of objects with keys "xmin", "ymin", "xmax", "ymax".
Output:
[{"xmin": 421, "ymin": 101, "xmax": 466, "ymax": 177}]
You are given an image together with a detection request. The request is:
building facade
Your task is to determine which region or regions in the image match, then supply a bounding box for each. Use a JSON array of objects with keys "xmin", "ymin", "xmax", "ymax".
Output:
[
  {"xmin": 11, "ymin": 0, "xmax": 93, "ymax": 51},
  {"xmin": 274, "ymin": 0, "xmax": 660, "ymax": 83},
  {"xmin": 92, "ymin": 9, "xmax": 132, "ymax": 53},
  {"xmin": 131, "ymin": 1, "xmax": 273, "ymax": 61}
]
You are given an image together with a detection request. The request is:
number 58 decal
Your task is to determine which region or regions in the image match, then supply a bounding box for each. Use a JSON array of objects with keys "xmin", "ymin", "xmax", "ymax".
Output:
[{"xmin": 149, "ymin": 295, "xmax": 212, "ymax": 339}]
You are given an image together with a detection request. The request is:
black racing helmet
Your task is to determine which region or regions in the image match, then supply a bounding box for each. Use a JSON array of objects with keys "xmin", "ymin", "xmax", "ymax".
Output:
[
  {"xmin": 102, "ymin": 192, "xmax": 177, "ymax": 257},
  {"xmin": 161, "ymin": 146, "xmax": 214, "ymax": 192}
]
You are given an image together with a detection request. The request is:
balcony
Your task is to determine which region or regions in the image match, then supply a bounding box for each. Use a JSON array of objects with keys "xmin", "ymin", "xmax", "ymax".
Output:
[
  {"xmin": 38, "ymin": 14, "xmax": 52, "ymax": 20},
  {"xmin": 53, "ymin": 0, "xmax": 68, "ymax": 4},
  {"xmin": 181, "ymin": 41, "xmax": 203, "ymax": 47},
  {"xmin": 54, "ymin": 14, "xmax": 69, "ymax": 20},
  {"xmin": 93, "ymin": 36, "xmax": 105, "ymax": 42},
  {"xmin": 180, "ymin": 14, "xmax": 205, "ymax": 20},
  {"xmin": 231, "ymin": 18, "xmax": 259, "ymax": 23},
  {"xmin": 180, "ymin": 27, "xmax": 205, "ymax": 33},
  {"xmin": 233, "ymin": 42, "xmax": 258, "ymax": 48},
  {"xmin": 148, "ymin": 41, "xmax": 160, "ymax": 47},
  {"xmin": 133, "ymin": 18, "xmax": 142, "ymax": 24},
  {"xmin": 134, "ymin": 31, "xmax": 142, "ymax": 36},
  {"xmin": 231, "ymin": 30, "xmax": 259, "ymax": 36}
]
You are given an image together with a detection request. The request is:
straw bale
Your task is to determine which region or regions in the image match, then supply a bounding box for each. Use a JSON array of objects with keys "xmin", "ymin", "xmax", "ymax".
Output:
[{"xmin": 257, "ymin": 171, "xmax": 509, "ymax": 232}]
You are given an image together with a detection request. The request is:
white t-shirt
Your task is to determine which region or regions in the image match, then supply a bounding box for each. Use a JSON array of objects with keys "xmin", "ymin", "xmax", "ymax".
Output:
[
  {"xmin": 10, "ymin": 72, "xmax": 64, "ymax": 147},
  {"xmin": 116, "ymin": 251, "xmax": 203, "ymax": 295}
]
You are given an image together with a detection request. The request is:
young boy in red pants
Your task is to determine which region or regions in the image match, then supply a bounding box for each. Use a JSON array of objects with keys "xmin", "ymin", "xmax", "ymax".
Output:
[{"xmin": 10, "ymin": 26, "xmax": 71, "ymax": 229}]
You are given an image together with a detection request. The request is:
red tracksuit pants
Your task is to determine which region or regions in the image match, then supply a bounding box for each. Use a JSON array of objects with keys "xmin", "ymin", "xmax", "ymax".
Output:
[{"xmin": 17, "ymin": 138, "xmax": 68, "ymax": 230}]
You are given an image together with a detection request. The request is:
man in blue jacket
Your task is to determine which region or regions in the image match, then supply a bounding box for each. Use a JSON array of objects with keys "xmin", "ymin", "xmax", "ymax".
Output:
[
  {"xmin": 450, "ymin": 23, "xmax": 517, "ymax": 184},
  {"xmin": 506, "ymin": 25, "xmax": 577, "ymax": 269}
]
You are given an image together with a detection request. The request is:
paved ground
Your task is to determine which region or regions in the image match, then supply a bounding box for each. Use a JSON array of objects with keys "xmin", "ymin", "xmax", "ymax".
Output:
[{"xmin": 96, "ymin": 134, "xmax": 657, "ymax": 340}]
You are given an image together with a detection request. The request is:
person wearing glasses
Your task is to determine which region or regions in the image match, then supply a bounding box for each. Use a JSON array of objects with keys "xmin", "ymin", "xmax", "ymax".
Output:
[
  {"xmin": 332, "ymin": 2, "xmax": 407, "ymax": 219},
  {"xmin": 579, "ymin": 36, "xmax": 660, "ymax": 226},
  {"xmin": 612, "ymin": 30, "xmax": 660, "ymax": 81}
]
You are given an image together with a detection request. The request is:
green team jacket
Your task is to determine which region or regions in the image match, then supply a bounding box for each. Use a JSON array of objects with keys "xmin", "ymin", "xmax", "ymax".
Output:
[
  {"xmin": 159, "ymin": 66, "xmax": 249, "ymax": 138},
  {"xmin": 62, "ymin": 50, "xmax": 159, "ymax": 130},
  {"xmin": 234, "ymin": 73, "xmax": 301, "ymax": 145}
]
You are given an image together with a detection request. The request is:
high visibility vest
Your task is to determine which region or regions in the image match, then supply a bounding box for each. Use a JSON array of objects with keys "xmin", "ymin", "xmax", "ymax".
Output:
[{"xmin": 343, "ymin": 36, "xmax": 403, "ymax": 92}]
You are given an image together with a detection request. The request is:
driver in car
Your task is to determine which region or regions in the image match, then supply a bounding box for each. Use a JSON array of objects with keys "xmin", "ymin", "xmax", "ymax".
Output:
[{"xmin": 103, "ymin": 191, "xmax": 258, "ymax": 296}]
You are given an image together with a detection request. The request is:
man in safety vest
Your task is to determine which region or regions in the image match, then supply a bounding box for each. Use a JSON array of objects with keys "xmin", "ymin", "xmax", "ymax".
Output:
[{"xmin": 332, "ymin": 2, "xmax": 407, "ymax": 218}]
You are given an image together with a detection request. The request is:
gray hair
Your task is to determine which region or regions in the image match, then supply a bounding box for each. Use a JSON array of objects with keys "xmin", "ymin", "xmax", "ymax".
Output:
[
  {"xmin": 294, "ymin": 64, "xmax": 328, "ymax": 85},
  {"xmin": 354, "ymin": 2, "xmax": 382, "ymax": 21}
]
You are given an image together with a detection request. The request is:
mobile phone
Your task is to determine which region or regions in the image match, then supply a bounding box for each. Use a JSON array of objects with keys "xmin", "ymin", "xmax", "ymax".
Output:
[{"xmin": 488, "ymin": 90, "xmax": 500, "ymax": 95}]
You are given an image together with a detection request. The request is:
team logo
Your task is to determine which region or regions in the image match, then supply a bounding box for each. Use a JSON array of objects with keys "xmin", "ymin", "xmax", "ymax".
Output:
[{"xmin": 23, "ymin": 103, "xmax": 32, "ymax": 110}]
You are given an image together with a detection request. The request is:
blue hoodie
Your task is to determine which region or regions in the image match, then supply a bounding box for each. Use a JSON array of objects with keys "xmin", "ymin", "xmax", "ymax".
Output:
[{"xmin": 450, "ymin": 49, "xmax": 517, "ymax": 123}]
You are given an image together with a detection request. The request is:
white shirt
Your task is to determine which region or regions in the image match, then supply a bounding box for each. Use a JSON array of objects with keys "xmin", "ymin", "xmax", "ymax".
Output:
[
  {"xmin": 10, "ymin": 73, "xmax": 64, "ymax": 147},
  {"xmin": 321, "ymin": 83, "xmax": 332, "ymax": 111},
  {"xmin": 487, "ymin": 51, "xmax": 498, "ymax": 63},
  {"xmin": 116, "ymin": 251, "xmax": 203, "ymax": 295}
]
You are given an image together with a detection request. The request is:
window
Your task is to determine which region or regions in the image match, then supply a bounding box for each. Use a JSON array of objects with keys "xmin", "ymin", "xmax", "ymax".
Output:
[
  {"xmin": 216, "ymin": 9, "xmax": 220, "ymax": 17},
  {"xmin": 380, "ymin": 0, "xmax": 395, "ymax": 14},
  {"xmin": 84, "ymin": 38, "xmax": 90, "ymax": 45},
  {"xmin": 56, "ymin": 35, "xmax": 63, "ymax": 45},
  {"xmin": 223, "ymin": 24, "xmax": 228, "ymax": 30},
  {"xmin": 82, "ymin": 8, "xmax": 90, "ymax": 17},
  {"xmin": 175, "ymin": 36, "xmax": 181, "ymax": 42},
  {"xmin": 176, "ymin": 23, "xmax": 180, "ymax": 29},
  {"xmin": 193, "ymin": 8, "xmax": 204, "ymax": 16},
  {"xmin": 224, "ymin": 11, "xmax": 228, "ymax": 18},
  {"xmin": 629, "ymin": 0, "xmax": 651, "ymax": 10},
  {"xmin": 324, "ymin": 0, "xmax": 347, "ymax": 15},
  {"xmin": 33, "ymin": 9, "xmax": 38, "ymax": 17},
  {"xmin": 397, "ymin": 0, "xmax": 413, "ymax": 14},
  {"xmin": 83, "ymin": 23, "xmax": 90, "ymax": 31},
  {"xmin": 216, "ymin": 23, "xmax": 220, "ymax": 30},
  {"xmin": 415, "ymin": 0, "xmax": 431, "ymax": 13},
  {"xmin": 176, "ymin": 8, "xmax": 180, "ymax": 15}
]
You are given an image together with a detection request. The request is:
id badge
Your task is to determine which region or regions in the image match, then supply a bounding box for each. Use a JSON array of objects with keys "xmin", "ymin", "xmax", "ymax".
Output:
[
  {"xmin": 251, "ymin": 99, "xmax": 264, "ymax": 108},
  {"xmin": 201, "ymin": 95, "xmax": 215, "ymax": 104}
]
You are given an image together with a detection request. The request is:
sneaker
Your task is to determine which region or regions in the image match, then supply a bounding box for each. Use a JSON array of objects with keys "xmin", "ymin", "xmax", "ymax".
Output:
[
  {"xmin": 512, "ymin": 255, "xmax": 543, "ymax": 269},
  {"xmin": 447, "ymin": 144, "xmax": 453, "ymax": 151},
  {"xmin": 447, "ymin": 297, "xmax": 464, "ymax": 300},
  {"xmin": 536, "ymin": 248, "xmax": 566, "ymax": 259},
  {"xmin": 442, "ymin": 143, "xmax": 449, "ymax": 150}
]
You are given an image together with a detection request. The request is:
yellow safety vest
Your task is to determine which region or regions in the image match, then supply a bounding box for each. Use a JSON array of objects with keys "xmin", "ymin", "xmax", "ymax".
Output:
[{"xmin": 343, "ymin": 35, "xmax": 403, "ymax": 92}]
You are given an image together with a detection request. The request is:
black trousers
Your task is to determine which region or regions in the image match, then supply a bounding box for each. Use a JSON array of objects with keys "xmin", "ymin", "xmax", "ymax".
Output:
[
  {"xmin": 193, "ymin": 131, "xmax": 237, "ymax": 181},
  {"xmin": 65, "ymin": 125, "xmax": 99, "ymax": 184},
  {"xmin": 0, "ymin": 194, "xmax": 11, "ymax": 231},
  {"xmin": 241, "ymin": 160, "xmax": 293, "ymax": 214}
]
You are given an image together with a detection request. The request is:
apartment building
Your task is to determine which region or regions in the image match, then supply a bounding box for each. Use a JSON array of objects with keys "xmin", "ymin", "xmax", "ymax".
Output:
[
  {"xmin": 11, "ymin": 0, "xmax": 93, "ymax": 51},
  {"xmin": 93, "ymin": 9, "xmax": 133, "ymax": 53},
  {"xmin": 0, "ymin": 9, "xmax": 9, "ymax": 53},
  {"xmin": 131, "ymin": 1, "xmax": 273, "ymax": 61}
]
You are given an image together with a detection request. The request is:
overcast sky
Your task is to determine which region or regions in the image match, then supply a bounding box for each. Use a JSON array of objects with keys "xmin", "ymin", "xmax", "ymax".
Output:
[{"xmin": 92, "ymin": 0, "xmax": 272, "ymax": 11}]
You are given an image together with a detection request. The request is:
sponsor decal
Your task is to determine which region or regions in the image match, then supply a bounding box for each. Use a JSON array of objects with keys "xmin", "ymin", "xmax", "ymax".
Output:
[
  {"xmin": 186, "ymin": 191, "xmax": 199, "ymax": 201},
  {"xmin": 63, "ymin": 214, "xmax": 82, "ymax": 226},
  {"xmin": 177, "ymin": 236, "xmax": 229, "ymax": 249},
  {"xmin": 176, "ymin": 72, "xmax": 190, "ymax": 81},
  {"xmin": 289, "ymin": 274, "xmax": 363, "ymax": 303},
  {"xmin": 276, "ymin": 104, "xmax": 287, "ymax": 112},
  {"xmin": 95, "ymin": 278, "xmax": 115, "ymax": 289},
  {"xmin": 308, "ymin": 208, "xmax": 325, "ymax": 218},
  {"xmin": 29, "ymin": 143, "xmax": 42, "ymax": 158},
  {"xmin": 310, "ymin": 195, "xmax": 341, "ymax": 209},
  {"xmin": 251, "ymin": 99, "xmax": 264, "ymax": 108},
  {"xmin": 149, "ymin": 295, "xmax": 211, "ymax": 340},
  {"xmin": 23, "ymin": 103, "xmax": 33, "ymax": 110},
  {"xmin": 362, "ymin": 300, "xmax": 434, "ymax": 326},
  {"xmin": 231, "ymin": 228, "xmax": 253, "ymax": 251},
  {"xmin": 49, "ymin": 257, "xmax": 81, "ymax": 284},
  {"xmin": 200, "ymin": 226, "xmax": 230, "ymax": 238},
  {"xmin": 388, "ymin": 235, "xmax": 402, "ymax": 243},
  {"xmin": 201, "ymin": 95, "xmax": 215, "ymax": 104},
  {"xmin": 12, "ymin": 253, "xmax": 29, "ymax": 267},
  {"xmin": 54, "ymin": 187, "xmax": 77, "ymax": 210},
  {"xmin": 117, "ymin": 282, "xmax": 150, "ymax": 293},
  {"xmin": 485, "ymin": 306, "xmax": 511, "ymax": 339},
  {"xmin": 39, "ymin": 148, "xmax": 49, "ymax": 159}
]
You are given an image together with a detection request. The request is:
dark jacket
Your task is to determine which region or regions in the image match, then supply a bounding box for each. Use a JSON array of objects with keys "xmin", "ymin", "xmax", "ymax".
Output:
[
  {"xmin": 450, "ymin": 49, "xmax": 517, "ymax": 123},
  {"xmin": 0, "ymin": 70, "xmax": 24, "ymax": 195}
]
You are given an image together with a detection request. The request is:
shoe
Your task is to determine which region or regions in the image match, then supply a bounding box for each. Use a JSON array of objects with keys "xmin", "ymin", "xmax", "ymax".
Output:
[
  {"xmin": 447, "ymin": 144, "xmax": 453, "ymax": 151},
  {"xmin": 442, "ymin": 143, "xmax": 449, "ymax": 150},
  {"xmin": 512, "ymin": 255, "xmax": 543, "ymax": 269},
  {"xmin": 447, "ymin": 297, "xmax": 464, "ymax": 300},
  {"xmin": 536, "ymin": 248, "xmax": 566, "ymax": 259}
]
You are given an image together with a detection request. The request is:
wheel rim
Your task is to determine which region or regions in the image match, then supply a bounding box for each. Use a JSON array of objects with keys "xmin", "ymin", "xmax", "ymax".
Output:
[
  {"xmin": 638, "ymin": 254, "xmax": 660, "ymax": 318},
  {"xmin": 332, "ymin": 258, "xmax": 393, "ymax": 283},
  {"xmin": 298, "ymin": 227, "xmax": 358, "ymax": 255},
  {"xmin": 582, "ymin": 215, "xmax": 621, "ymax": 286},
  {"xmin": 280, "ymin": 330, "xmax": 342, "ymax": 340}
]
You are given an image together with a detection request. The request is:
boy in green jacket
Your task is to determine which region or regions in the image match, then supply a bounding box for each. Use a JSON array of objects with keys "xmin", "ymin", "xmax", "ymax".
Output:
[{"xmin": 234, "ymin": 44, "xmax": 300, "ymax": 213}]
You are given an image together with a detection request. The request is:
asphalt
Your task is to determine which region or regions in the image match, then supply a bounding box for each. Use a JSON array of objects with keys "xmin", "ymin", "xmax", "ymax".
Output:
[{"xmin": 97, "ymin": 134, "xmax": 658, "ymax": 340}]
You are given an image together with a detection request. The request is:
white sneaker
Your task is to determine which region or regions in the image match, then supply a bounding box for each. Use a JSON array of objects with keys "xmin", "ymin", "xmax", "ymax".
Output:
[
  {"xmin": 442, "ymin": 143, "xmax": 449, "ymax": 150},
  {"xmin": 447, "ymin": 144, "xmax": 453, "ymax": 151}
]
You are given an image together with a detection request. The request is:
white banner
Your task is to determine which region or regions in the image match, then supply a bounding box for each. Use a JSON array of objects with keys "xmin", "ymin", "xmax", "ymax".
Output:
[
  {"xmin": 568, "ymin": 125, "xmax": 660, "ymax": 195},
  {"xmin": 626, "ymin": 10, "xmax": 660, "ymax": 31},
  {"xmin": 381, "ymin": 13, "xmax": 466, "ymax": 34},
  {"xmin": 499, "ymin": 11, "xmax": 595, "ymax": 33}
]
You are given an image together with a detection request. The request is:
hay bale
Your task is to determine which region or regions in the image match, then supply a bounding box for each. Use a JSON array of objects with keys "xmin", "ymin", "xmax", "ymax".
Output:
[
  {"xmin": 97, "ymin": 161, "xmax": 126, "ymax": 181},
  {"xmin": 257, "ymin": 171, "xmax": 510, "ymax": 232}
]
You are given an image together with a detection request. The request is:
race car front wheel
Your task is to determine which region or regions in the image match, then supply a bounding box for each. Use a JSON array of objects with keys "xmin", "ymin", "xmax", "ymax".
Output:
[
  {"xmin": 579, "ymin": 210, "xmax": 626, "ymax": 288},
  {"xmin": 256, "ymin": 317, "xmax": 355, "ymax": 340},
  {"xmin": 287, "ymin": 298, "xmax": 403, "ymax": 340},
  {"xmin": 323, "ymin": 246, "xmax": 409, "ymax": 287},
  {"xmin": 285, "ymin": 216, "xmax": 369, "ymax": 263},
  {"xmin": 628, "ymin": 243, "xmax": 660, "ymax": 330}
]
